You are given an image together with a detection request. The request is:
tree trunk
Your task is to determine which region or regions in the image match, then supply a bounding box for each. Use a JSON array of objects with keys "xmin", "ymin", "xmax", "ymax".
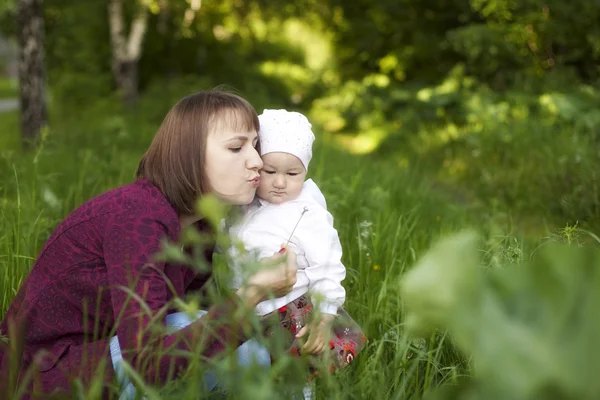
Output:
[
  {"xmin": 108, "ymin": 0, "xmax": 148, "ymax": 106},
  {"xmin": 119, "ymin": 60, "xmax": 138, "ymax": 105},
  {"xmin": 17, "ymin": 0, "xmax": 47, "ymax": 149}
]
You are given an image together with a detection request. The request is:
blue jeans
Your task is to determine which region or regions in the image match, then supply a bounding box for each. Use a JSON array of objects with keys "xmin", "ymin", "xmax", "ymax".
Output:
[{"xmin": 110, "ymin": 310, "xmax": 271, "ymax": 400}]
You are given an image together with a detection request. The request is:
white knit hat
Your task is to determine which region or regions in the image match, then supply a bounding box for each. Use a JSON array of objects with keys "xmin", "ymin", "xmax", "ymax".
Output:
[{"xmin": 258, "ymin": 109, "xmax": 315, "ymax": 171}]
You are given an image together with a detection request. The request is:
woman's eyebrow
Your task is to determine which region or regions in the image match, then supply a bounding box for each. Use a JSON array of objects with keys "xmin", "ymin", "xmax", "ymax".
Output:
[
  {"xmin": 223, "ymin": 133, "xmax": 258, "ymax": 143},
  {"xmin": 223, "ymin": 135, "xmax": 249, "ymax": 143}
]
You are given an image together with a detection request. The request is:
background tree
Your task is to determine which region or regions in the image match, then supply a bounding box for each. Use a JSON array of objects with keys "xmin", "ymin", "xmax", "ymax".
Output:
[
  {"xmin": 108, "ymin": 0, "xmax": 150, "ymax": 105},
  {"xmin": 17, "ymin": 0, "xmax": 46, "ymax": 148}
]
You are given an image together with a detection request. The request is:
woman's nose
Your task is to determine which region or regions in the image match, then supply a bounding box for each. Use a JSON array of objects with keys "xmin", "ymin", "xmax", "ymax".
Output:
[{"xmin": 247, "ymin": 148, "xmax": 263, "ymax": 170}]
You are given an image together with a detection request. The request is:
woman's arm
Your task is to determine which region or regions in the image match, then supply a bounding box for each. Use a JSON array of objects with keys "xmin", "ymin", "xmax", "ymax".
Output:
[{"xmin": 103, "ymin": 211, "xmax": 256, "ymax": 385}]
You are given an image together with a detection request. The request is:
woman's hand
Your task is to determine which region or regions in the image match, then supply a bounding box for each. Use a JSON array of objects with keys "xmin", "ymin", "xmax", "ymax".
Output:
[{"xmin": 236, "ymin": 245, "xmax": 298, "ymax": 308}]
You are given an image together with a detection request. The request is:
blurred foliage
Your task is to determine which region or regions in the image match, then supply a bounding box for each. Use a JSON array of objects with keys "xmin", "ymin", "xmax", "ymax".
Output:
[
  {"xmin": 311, "ymin": 64, "xmax": 600, "ymax": 226},
  {"xmin": 0, "ymin": 0, "xmax": 597, "ymax": 91},
  {"xmin": 401, "ymin": 229, "xmax": 600, "ymax": 399},
  {"xmin": 1, "ymin": 0, "xmax": 599, "ymax": 225}
]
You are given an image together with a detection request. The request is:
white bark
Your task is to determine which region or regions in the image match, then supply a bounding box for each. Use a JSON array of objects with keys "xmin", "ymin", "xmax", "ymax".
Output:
[
  {"xmin": 127, "ymin": 7, "xmax": 149, "ymax": 61},
  {"xmin": 108, "ymin": 0, "xmax": 149, "ymax": 104},
  {"xmin": 108, "ymin": 0, "xmax": 148, "ymax": 64}
]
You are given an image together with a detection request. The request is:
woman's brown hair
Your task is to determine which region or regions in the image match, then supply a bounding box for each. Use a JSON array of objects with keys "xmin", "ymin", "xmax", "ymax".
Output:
[{"xmin": 136, "ymin": 89, "xmax": 260, "ymax": 215}]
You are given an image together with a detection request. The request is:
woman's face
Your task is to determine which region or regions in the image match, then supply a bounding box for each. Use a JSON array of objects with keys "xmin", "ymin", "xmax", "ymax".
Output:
[{"xmin": 205, "ymin": 128, "xmax": 263, "ymax": 205}]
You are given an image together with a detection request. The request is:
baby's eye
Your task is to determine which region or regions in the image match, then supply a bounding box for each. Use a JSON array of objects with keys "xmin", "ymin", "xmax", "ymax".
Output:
[
  {"xmin": 288, "ymin": 173, "xmax": 298, "ymax": 176},
  {"xmin": 262, "ymin": 170, "xmax": 275, "ymax": 174}
]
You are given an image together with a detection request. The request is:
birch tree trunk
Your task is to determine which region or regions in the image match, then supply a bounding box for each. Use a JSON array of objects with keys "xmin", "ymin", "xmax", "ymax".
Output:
[
  {"xmin": 108, "ymin": 0, "xmax": 148, "ymax": 105},
  {"xmin": 17, "ymin": 0, "xmax": 47, "ymax": 148}
]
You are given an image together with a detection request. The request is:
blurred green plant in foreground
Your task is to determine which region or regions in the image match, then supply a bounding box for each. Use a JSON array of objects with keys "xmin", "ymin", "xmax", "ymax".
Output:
[{"xmin": 401, "ymin": 230, "xmax": 600, "ymax": 399}]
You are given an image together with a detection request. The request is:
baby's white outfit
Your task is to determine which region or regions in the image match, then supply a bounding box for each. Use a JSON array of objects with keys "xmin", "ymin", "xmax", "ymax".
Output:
[{"xmin": 227, "ymin": 179, "xmax": 346, "ymax": 316}]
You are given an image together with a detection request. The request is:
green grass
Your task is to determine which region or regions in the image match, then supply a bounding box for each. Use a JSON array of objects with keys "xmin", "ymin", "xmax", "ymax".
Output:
[
  {"xmin": 1, "ymin": 87, "xmax": 599, "ymax": 399},
  {"xmin": 0, "ymin": 110, "xmax": 19, "ymax": 151},
  {"xmin": 0, "ymin": 78, "xmax": 17, "ymax": 99}
]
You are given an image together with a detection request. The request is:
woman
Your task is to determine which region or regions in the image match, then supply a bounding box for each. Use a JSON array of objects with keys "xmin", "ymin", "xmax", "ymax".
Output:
[{"xmin": 0, "ymin": 90, "xmax": 298, "ymax": 399}]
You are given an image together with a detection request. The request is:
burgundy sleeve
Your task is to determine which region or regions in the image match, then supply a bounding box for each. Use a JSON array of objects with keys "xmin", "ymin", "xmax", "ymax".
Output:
[{"xmin": 103, "ymin": 211, "xmax": 250, "ymax": 384}]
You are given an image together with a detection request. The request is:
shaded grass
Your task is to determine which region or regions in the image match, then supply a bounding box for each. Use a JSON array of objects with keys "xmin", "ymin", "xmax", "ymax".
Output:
[
  {"xmin": 0, "ymin": 110, "xmax": 19, "ymax": 151},
  {"xmin": 0, "ymin": 78, "xmax": 17, "ymax": 99}
]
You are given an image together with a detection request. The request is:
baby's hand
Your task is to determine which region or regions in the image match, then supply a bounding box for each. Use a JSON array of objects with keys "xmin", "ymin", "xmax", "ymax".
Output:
[{"xmin": 295, "ymin": 314, "xmax": 336, "ymax": 355}]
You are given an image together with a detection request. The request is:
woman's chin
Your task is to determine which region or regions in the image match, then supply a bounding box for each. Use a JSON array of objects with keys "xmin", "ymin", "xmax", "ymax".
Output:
[
  {"xmin": 215, "ymin": 190, "xmax": 256, "ymax": 206},
  {"xmin": 235, "ymin": 194, "xmax": 256, "ymax": 205}
]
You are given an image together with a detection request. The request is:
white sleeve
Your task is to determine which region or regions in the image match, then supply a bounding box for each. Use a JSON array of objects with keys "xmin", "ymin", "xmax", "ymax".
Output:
[
  {"xmin": 296, "ymin": 207, "xmax": 346, "ymax": 315},
  {"xmin": 302, "ymin": 179, "xmax": 328, "ymax": 211}
]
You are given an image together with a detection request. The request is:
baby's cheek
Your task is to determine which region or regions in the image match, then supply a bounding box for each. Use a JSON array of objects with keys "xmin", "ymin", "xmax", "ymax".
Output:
[
  {"xmin": 256, "ymin": 183, "xmax": 269, "ymax": 199},
  {"xmin": 258, "ymin": 181, "xmax": 269, "ymax": 192},
  {"xmin": 291, "ymin": 184, "xmax": 303, "ymax": 198}
]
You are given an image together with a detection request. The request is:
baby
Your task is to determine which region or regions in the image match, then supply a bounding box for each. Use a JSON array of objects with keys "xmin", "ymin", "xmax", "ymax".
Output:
[{"xmin": 227, "ymin": 109, "xmax": 365, "ymax": 369}]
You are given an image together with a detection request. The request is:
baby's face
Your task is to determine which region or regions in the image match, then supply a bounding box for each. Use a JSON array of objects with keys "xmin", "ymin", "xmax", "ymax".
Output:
[{"xmin": 257, "ymin": 152, "xmax": 307, "ymax": 204}]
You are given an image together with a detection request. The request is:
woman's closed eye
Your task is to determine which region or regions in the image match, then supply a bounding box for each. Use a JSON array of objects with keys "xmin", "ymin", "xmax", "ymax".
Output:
[{"xmin": 231, "ymin": 138, "xmax": 258, "ymax": 153}]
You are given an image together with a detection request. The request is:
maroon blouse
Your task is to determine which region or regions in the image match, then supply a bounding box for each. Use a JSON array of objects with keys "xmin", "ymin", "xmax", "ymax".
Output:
[{"xmin": 0, "ymin": 178, "xmax": 249, "ymax": 399}]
